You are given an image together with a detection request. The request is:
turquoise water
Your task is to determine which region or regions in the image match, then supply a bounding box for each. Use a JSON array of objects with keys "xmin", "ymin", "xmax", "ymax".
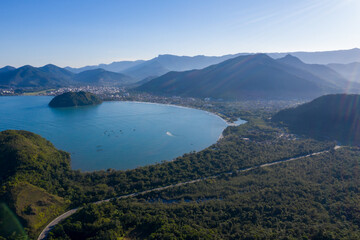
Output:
[{"xmin": 0, "ymin": 96, "xmax": 229, "ymax": 171}]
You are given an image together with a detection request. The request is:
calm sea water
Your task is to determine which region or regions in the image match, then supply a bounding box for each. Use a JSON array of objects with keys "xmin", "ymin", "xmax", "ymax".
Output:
[{"xmin": 0, "ymin": 96, "xmax": 234, "ymax": 171}]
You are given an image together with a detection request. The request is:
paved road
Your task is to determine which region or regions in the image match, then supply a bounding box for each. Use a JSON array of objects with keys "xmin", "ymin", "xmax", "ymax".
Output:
[{"xmin": 37, "ymin": 147, "xmax": 338, "ymax": 240}]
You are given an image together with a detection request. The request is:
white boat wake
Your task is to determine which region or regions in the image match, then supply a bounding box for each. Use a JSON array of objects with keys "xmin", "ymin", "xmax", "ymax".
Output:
[{"xmin": 166, "ymin": 131, "xmax": 174, "ymax": 136}]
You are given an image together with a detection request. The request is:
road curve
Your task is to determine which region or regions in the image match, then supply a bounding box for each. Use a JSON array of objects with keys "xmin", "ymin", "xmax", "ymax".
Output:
[{"xmin": 38, "ymin": 147, "xmax": 339, "ymax": 240}]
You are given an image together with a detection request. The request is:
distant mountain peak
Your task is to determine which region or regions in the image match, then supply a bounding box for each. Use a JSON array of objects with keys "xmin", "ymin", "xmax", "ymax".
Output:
[
  {"xmin": 20, "ymin": 65, "xmax": 33, "ymax": 69},
  {"xmin": 277, "ymin": 54, "xmax": 304, "ymax": 64},
  {"xmin": 42, "ymin": 63, "xmax": 57, "ymax": 67},
  {"xmin": 158, "ymin": 54, "xmax": 176, "ymax": 57},
  {"xmin": 229, "ymin": 53, "xmax": 272, "ymax": 64},
  {"xmin": 136, "ymin": 53, "xmax": 326, "ymax": 100},
  {"xmin": 0, "ymin": 66, "xmax": 16, "ymax": 73},
  {"xmin": 1, "ymin": 65, "xmax": 15, "ymax": 69},
  {"xmin": 40, "ymin": 64, "xmax": 67, "ymax": 70}
]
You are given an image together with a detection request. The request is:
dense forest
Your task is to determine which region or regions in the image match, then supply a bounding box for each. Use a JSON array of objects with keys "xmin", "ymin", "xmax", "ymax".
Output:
[{"xmin": 48, "ymin": 147, "xmax": 360, "ymax": 239}]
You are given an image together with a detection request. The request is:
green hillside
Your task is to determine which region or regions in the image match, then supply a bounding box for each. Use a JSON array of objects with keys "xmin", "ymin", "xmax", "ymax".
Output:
[
  {"xmin": 0, "ymin": 130, "xmax": 71, "ymax": 238},
  {"xmin": 272, "ymin": 94, "xmax": 360, "ymax": 145},
  {"xmin": 48, "ymin": 91, "xmax": 102, "ymax": 108}
]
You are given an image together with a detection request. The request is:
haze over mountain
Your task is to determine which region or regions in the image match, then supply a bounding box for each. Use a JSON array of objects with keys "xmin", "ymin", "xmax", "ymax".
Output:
[
  {"xmin": 2, "ymin": 48, "xmax": 360, "ymax": 93},
  {"xmin": 276, "ymin": 55, "xmax": 352, "ymax": 90},
  {"xmin": 268, "ymin": 48, "xmax": 360, "ymax": 65},
  {"xmin": 0, "ymin": 65, "xmax": 134, "ymax": 88},
  {"xmin": 65, "ymin": 60, "xmax": 145, "ymax": 74},
  {"xmin": 73, "ymin": 69, "xmax": 133, "ymax": 86},
  {"xmin": 136, "ymin": 54, "xmax": 347, "ymax": 100},
  {"xmin": 327, "ymin": 62, "xmax": 360, "ymax": 83},
  {"xmin": 122, "ymin": 54, "xmax": 244, "ymax": 80},
  {"xmin": 62, "ymin": 48, "xmax": 360, "ymax": 82},
  {"xmin": 272, "ymin": 94, "xmax": 360, "ymax": 145}
]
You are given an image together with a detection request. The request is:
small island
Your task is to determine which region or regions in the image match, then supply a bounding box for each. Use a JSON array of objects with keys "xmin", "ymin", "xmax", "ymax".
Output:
[{"xmin": 49, "ymin": 91, "xmax": 102, "ymax": 108}]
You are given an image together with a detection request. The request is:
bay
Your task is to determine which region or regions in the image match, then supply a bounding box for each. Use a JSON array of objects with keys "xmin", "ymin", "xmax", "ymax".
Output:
[{"xmin": 0, "ymin": 96, "xmax": 232, "ymax": 171}]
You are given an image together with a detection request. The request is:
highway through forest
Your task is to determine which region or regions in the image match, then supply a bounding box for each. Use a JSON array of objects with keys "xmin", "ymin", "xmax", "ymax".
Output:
[{"xmin": 37, "ymin": 146, "xmax": 340, "ymax": 240}]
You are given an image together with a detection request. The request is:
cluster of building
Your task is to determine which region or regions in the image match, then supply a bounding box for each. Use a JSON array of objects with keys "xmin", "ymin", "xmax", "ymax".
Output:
[
  {"xmin": 48, "ymin": 86, "xmax": 128, "ymax": 97},
  {"xmin": 0, "ymin": 89, "xmax": 15, "ymax": 95}
]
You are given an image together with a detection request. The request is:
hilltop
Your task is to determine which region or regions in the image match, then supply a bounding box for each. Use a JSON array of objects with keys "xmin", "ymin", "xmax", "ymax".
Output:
[
  {"xmin": 49, "ymin": 91, "xmax": 102, "ymax": 108},
  {"xmin": 272, "ymin": 94, "xmax": 360, "ymax": 145},
  {"xmin": 136, "ymin": 54, "xmax": 341, "ymax": 100}
]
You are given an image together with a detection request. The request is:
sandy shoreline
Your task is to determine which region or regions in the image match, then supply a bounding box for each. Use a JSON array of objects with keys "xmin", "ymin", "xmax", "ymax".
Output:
[
  {"xmin": 121, "ymin": 100, "xmax": 232, "ymax": 125},
  {"xmin": 114, "ymin": 100, "xmax": 245, "ymax": 143}
]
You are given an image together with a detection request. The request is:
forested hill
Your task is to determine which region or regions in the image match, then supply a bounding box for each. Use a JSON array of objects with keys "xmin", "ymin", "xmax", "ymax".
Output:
[
  {"xmin": 0, "ymin": 64, "xmax": 134, "ymax": 88},
  {"xmin": 272, "ymin": 94, "xmax": 360, "ymax": 145},
  {"xmin": 49, "ymin": 91, "xmax": 102, "ymax": 108},
  {"xmin": 135, "ymin": 54, "xmax": 339, "ymax": 100},
  {"xmin": 0, "ymin": 130, "xmax": 71, "ymax": 238}
]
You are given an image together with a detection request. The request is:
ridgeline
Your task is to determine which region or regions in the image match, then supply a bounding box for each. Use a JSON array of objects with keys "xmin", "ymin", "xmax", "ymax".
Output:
[{"xmin": 272, "ymin": 94, "xmax": 360, "ymax": 145}]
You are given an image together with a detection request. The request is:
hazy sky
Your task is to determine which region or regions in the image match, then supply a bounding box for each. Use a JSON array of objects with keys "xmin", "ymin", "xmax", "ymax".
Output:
[{"xmin": 1, "ymin": 0, "xmax": 359, "ymax": 67}]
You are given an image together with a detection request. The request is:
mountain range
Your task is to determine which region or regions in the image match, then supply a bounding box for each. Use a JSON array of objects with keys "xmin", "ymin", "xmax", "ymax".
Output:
[
  {"xmin": 121, "ymin": 54, "xmax": 244, "ymax": 80},
  {"xmin": 0, "ymin": 64, "xmax": 134, "ymax": 88},
  {"xmin": 63, "ymin": 48, "xmax": 360, "ymax": 80},
  {"xmin": 136, "ymin": 54, "xmax": 357, "ymax": 100},
  {"xmin": 268, "ymin": 48, "xmax": 360, "ymax": 65},
  {"xmin": 65, "ymin": 60, "xmax": 145, "ymax": 74},
  {"xmin": 1, "ymin": 49, "xmax": 360, "ymax": 100},
  {"xmin": 276, "ymin": 55, "xmax": 351, "ymax": 89}
]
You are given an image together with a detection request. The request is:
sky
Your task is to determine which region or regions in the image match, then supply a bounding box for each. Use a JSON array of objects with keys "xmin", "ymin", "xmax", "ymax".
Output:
[{"xmin": 0, "ymin": 0, "xmax": 359, "ymax": 68}]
